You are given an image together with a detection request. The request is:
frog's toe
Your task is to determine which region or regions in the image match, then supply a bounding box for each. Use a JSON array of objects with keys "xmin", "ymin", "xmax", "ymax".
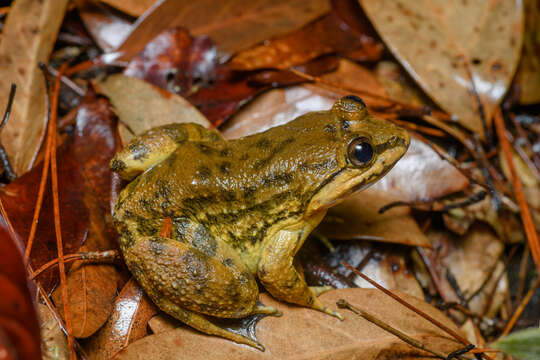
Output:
[
  {"xmin": 252, "ymin": 304, "xmax": 282, "ymax": 317},
  {"xmin": 310, "ymin": 286, "xmax": 334, "ymax": 297},
  {"xmin": 311, "ymin": 296, "xmax": 344, "ymax": 320}
]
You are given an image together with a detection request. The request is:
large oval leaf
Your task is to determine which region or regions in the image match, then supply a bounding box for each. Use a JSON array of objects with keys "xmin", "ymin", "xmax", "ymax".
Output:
[
  {"xmin": 115, "ymin": 289, "xmax": 463, "ymax": 359},
  {"xmin": 358, "ymin": 0, "xmax": 524, "ymax": 136}
]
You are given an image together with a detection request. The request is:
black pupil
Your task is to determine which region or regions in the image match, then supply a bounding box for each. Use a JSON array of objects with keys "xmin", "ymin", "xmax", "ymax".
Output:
[{"xmin": 354, "ymin": 142, "xmax": 373, "ymax": 163}]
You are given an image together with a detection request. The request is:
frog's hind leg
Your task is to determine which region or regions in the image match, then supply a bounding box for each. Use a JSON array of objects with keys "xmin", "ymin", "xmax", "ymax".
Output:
[
  {"xmin": 123, "ymin": 233, "xmax": 269, "ymax": 349},
  {"xmin": 111, "ymin": 123, "xmax": 222, "ymax": 180},
  {"xmin": 155, "ymin": 297, "xmax": 266, "ymax": 351}
]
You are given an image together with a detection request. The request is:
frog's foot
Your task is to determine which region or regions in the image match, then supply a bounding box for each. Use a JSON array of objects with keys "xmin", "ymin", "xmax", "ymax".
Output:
[
  {"xmin": 310, "ymin": 286, "xmax": 334, "ymax": 297},
  {"xmin": 252, "ymin": 304, "xmax": 282, "ymax": 317},
  {"xmin": 157, "ymin": 298, "xmax": 266, "ymax": 351}
]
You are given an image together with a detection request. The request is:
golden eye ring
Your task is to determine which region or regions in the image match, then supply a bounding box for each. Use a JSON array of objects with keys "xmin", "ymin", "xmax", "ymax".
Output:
[{"xmin": 347, "ymin": 137, "xmax": 374, "ymax": 166}]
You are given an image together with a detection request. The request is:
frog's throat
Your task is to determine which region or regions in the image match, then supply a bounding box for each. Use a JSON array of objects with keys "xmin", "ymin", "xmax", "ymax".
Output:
[{"xmin": 306, "ymin": 145, "xmax": 407, "ymax": 214}]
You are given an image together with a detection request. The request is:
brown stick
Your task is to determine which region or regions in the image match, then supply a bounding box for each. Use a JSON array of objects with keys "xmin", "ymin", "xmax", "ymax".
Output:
[{"xmin": 494, "ymin": 108, "xmax": 540, "ymax": 270}]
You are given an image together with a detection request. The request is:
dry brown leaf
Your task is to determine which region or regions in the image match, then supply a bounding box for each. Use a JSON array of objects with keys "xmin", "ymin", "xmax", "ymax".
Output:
[
  {"xmin": 84, "ymin": 279, "xmax": 158, "ymax": 360},
  {"xmin": 51, "ymin": 178, "xmax": 120, "ymax": 338},
  {"xmin": 99, "ymin": 0, "xmax": 156, "ymax": 17},
  {"xmin": 229, "ymin": 2, "xmax": 383, "ymax": 70},
  {"xmin": 515, "ymin": 0, "xmax": 540, "ymax": 104},
  {"xmin": 115, "ymin": 288, "xmax": 463, "ymax": 359},
  {"xmin": 359, "ymin": 0, "xmax": 524, "ymax": 135},
  {"xmin": 222, "ymin": 59, "xmax": 387, "ymax": 138},
  {"xmin": 52, "ymin": 262, "xmax": 118, "ymax": 338},
  {"xmin": 424, "ymin": 224, "xmax": 507, "ymax": 317},
  {"xmin": 115, "ymin": 0, "xmax": 331, "ymax": 61},
  {"xmin": 93, "ymin": 74, "xmax": 210, "ymax": 144},
  {"xmin": 0, "ymin": 0, "xmax": 70, "ymax": 174},
  {"xmin": 38, "ymin": 304, "xmax": 69, "ymax": 360}
]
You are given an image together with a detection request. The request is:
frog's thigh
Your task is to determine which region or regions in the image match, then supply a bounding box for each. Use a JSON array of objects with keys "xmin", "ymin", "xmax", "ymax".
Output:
[
  {"xmin": 111, "ymin": 123, "xmax": 222, "ymax": 180},
  {"xmin": 258, "ymin": 229, "xmax": 342, "ymax": 320},
  {"xmin": 126, "ymin": 235, "xmax": 259, "ymax": 319}
]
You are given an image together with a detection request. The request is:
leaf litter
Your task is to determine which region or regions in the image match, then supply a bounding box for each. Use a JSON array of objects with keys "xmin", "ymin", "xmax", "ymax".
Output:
[{"xmin": 0, "ymin": 0, "xmax": 538, "ymax": 359}]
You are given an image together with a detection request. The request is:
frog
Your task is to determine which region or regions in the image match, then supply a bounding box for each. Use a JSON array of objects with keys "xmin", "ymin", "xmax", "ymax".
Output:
[{"xmin": 111, "ymin": 96, "xmax": 410, "ymax": 350}]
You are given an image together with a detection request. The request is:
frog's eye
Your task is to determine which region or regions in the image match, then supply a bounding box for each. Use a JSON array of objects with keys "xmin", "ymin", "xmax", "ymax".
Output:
[{"xmin": 348, "ymin": 137, "xmax": 374, "ymax": 166}]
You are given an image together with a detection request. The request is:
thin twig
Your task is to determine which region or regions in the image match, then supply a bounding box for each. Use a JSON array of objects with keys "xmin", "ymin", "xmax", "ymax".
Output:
[
  {"xmin": 30, "ymin": 250, "xmax": 118, "ymax": 280},
  {"xmin": 50, "ymin": 63, "xmax": 75, "ymax": 359},
  {"xmin": 342, "ymin": 261, "xmax": 470, "ymax": 346},
  {"xmin": 514, "ymin": 244, "xmax": 530, "ymax": 308},
  {"xmin": 336, "ymin": 299, "xmax": 468, "ymax": 360},
  {"xmin": 494, "ymin": 108, "xmax": 540, "ymax": 270},
  {"xmin": 499, "ymin": 276, "xmax": 540, "ymax": 338},
  {"xmin": 25, "ymin": 64, "xmax": 53, "ymax": 264}
]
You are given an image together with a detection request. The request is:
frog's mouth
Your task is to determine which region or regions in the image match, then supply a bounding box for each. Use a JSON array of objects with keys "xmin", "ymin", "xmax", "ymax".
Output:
[{"xmin": 306, "ymin": 144, "xmax": 408, "ymax": 215}]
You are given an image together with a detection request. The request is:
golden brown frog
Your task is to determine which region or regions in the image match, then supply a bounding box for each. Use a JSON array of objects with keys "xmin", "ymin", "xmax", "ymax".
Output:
[{"xmin": 111, "ymin": 96, "xmax": 409, "ymax": 350}]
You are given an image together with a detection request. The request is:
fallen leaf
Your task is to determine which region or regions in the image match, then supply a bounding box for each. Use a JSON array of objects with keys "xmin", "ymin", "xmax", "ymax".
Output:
[
  {"xmin": 122, "ymin": 27, "xmax": 334, "ymax": 126},
  {"xmin": 123, "ymin": 28, "xmax": 219, "ymax": 95},
  {"xmin": 222, "ymin": 59, "xmax": 388, "ymax": 139},
  {"xmin": 115, "ymin": 288, "xmax": 463, "ymax": 359},
  {"xmin": 359, "ymin": 0, "xmax": 524, "ymax": 135},
  {"xmin": 38, "ymin": 303, "xmax": 69, "ymax": 360},
  {"xmin": 115, "ymin": 0, "xmax": 331, "ymax": 61},
  {"xmin": 325, "ymin": 242, "xmax": 424, "ymax": 299},
  {"xmin": 374, "ymin": 61, "xmax": 434, "ymax": 107},
  {"xmin": 93, "ymin": 74, "xmax": 210, "ymax": 144},
  {"xmin": 76, "ymin": 0, "xmax": 133, "ymax": 52},
  {"xmin": 0, "ymin": 0, "xmax": 70, "ymax": 174},
  {"xmin": 229, "ymin": 0, "xmax": 383, "ymax": 70},
  {"xmin": 99, "ymin": 0, "xmax": 156, "ymax": 17},
  {"xmin": 515, "ymin": 0, "xmax": 540, "ymax": 104},
  {"xmin": 84, "ymin": 279, "xmax": 158, "ymax": 360},
  {"xmin": 424, "ymin": 223, "xmax": 507, "ymax": 317},
  {"xmin": 0, "ymin": 94, "xmax": 120, "ymax": 292},
  {"xmin": 0, "ymin": 214, "xmax": 41, "ymax": 360}
]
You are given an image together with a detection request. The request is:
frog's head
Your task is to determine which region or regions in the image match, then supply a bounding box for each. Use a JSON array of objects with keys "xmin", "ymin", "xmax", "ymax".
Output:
[{"xmin": 306, "ymin": 95, "xmax": 410, "ymax": 214}]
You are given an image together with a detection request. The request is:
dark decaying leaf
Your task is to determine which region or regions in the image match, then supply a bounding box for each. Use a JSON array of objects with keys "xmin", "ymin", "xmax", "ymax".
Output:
[
  {"xmin": 0, "ymin": 215, "xmax": 41, "ymax": 360},
  {"xmin": 123, "ymin": 27, "xmax": 337, "ymax": 126},
  {"xmin": 0, "ymin": 94, "xmax": 120, "ymax": 293},
  {"xmin": 515, "ymin": 0, "xmax": 540, "ymax": 104},
  {"xmin": 229, "ymin": 0, "xmax": 383, "ymax": 70}
]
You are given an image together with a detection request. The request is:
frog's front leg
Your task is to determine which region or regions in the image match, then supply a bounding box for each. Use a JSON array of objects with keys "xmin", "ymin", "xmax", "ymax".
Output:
[
  {"xmin": 111, "ymin": 123, "xmax": 222, "ymax": 180},
  {"xmin": 257, "ymin": 212, "xmax": 343, "ymax": 320}
]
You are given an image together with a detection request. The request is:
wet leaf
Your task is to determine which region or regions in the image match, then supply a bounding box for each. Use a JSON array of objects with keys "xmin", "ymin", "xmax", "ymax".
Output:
[
  {"xmin": 0, "ymin": 215, "xmax": 41, "ymax": 360},
  {"xmin": 99, "ymin": 0, "xmax": 156, "ymax": 17},
  {"xmin": 0, "ymin": 94, "xmax": 120, "ymax": 292},
  {"xmin": 38, "ymin": 303, "xmax": 69, "ymax": 360},
  {"xmin": 115, "ymin": 288, "xmax": 463, "ymax": 359},
  {"xmin": 515, "ymin": 0, "xmax": 540, "ymax": 104},
  {"xmin": 76, "ymin": 0, "xmax": 133, "ymax": 52},
  {"xmin": 359, "ymin": 0, "xmax": 524, "ymax": 135},
  {"xmin": 493, "ymin": 327, "xmax": 540, "ymax": 360},
  {"xmin": 0, "ymin": 0, "xmax": 70, "ymax": 174},
  {"xmin": 84, "ymin": 279, "xmax": 158, "ymax": 359},
  {"xmin": 115, "ymin": 0, "xmax": 331, "ymax": 61},
  {"xmin": 93, "ymin": 74, "xmax": 210, "ymax": 144},
  {"xmin": 229, "ymin": 0, "xmax": 383, "ymax": 70}
]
